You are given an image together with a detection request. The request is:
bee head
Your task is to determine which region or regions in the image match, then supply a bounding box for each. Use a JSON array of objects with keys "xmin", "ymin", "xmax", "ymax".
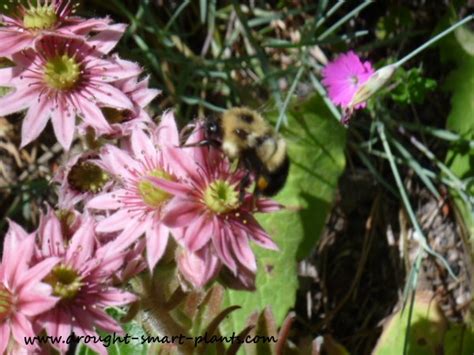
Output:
[{"xmin": 204, "ymin": 116, "xmax": 222, "ymax": 141}]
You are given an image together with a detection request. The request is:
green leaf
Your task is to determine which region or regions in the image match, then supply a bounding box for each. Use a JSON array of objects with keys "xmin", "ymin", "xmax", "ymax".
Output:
[
  {"xmin": 444, "ymin": 324, "xmax": 474, "ymax": 355},
  {"xmin": 440, "ymin": 22, "xmax": 474, "ymax": 238},
  {"xmin": 373, "ymin": 292, "xmax": 448, "ymax": 355},
  {"xmin": 222, "ymin": 94, "xmax": 346, "ymax": 333},
  {"xmin": 390, "ymin": 67, "xmax": 437, "ymax": 105}
]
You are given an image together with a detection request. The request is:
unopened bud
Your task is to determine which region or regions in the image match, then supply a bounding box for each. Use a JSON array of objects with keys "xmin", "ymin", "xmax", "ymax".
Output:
[{"xmin": 349, "ymin": 64, "xmax": 397, "ymax": 108}]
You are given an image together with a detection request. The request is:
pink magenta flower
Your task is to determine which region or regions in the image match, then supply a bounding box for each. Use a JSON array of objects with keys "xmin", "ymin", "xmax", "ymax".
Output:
[
  {"xmin": 0, "ymin": 0, "xmax": 114, "ymax": 57},
  {"xmin": 34, "ymin": 210, "xmax": 136, "ymax": 355},
  {"xmin": 149, "ymin": 126, "xmax": 281, "ymax": 289},
  {"xmin": 322, "ymin": 51, "xmax": 374, "ymax": 109},
  {"xmin": 0, "ymin": 221, "xmax": 59, "ymax": 354},
  {"xmin": 0, "ymin": 33, "xmax": 141, "ymax": 149},
  {"xmin": 87, "ymin": 112, "xmax": 185, "ymax": 270}
]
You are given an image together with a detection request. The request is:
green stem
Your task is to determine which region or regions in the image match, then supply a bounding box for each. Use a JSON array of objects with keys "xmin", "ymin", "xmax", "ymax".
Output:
[
  {"xmin": 318, "ymin": 1, "xmax": 373, "ymax": 40},
  {"xmin": 394, "ymin": 15, "xmax": 474, "ymax": 67},
  {"xmin": 276, "ymin": 66, "xmax": 304, "ymax": 130},
  {"xmin": 378, "ymin": 122, "xmax": 457, "ymax": 281}
]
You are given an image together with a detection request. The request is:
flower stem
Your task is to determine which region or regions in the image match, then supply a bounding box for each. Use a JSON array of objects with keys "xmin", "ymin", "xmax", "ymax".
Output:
[
  {"xmin": 377, "ymin": 121, "xmax": 458, "ymax": 281},
  {"xmin": 394, "ymin": 15, "xmax": 474, "ymax": 68}
]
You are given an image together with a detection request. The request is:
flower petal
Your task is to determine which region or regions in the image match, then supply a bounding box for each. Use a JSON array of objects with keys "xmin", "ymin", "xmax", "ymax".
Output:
[
  {"xmin": 0, "ymin": 85, "xmax": 39, "ymax": 117},
  {"xmin": 51, "ymin": 98, "xmax": 76, "ymax": 150},
  {"xmin": 99, "ymin": 289, "xmax": 137, "ymax": 306},
  {"xmin": 20, "ymin": 96, "xmax": 52, "ymax": 148},
  {"xmin": 111, "ymin": 217, "xmax": 150, "ymax": 250},
  {"xmin": 75, "ymin": 95, "xmax": 111, "ymax": 132},
  {"xmin": 69, "ymin": 310, "xmax": 108, "ymax": 355},
  {"xmin": 87, "ymin": 23, "xmax": 127, "ymax": 54},
  {"xmin": 212, "ymin": 224, "xmax": 237, "ymax": 273},
  {"xmin": 162, "ymin": 198, "xmax": 201, "ymax": 227},
  {"xmin": 184, "ymin": 215, "xmax": 213, "ymax": 252},
  {"xmin": 131, "ymin": 127, "xmax": 156, "ymax": 159},
  {"xmin": 39, "ymin": 211, "xmax": 65, "ymax": 256},
  {"xmin": 66, "ymin": 217, "xmax": 95, "ymax": 267},
  {"xmin": 18, "ymin": 292, "xmax": 58, "ymax": 317},
  {"xmin": 0, "ymin": 67, "xmax": 15, "ymax": 86},
  {"xmin": 178, "ymin": 248, "xmax": 220, "ymax": 288},
  {"xmin": 0, "ymin": 30, "xmax": 33, "ymax": 57},
  {"xmin": 11, "ymin": 313, "xmax": 35, "ymax": 345},
  {"xmin": 87, "ymin": 82, "xmax": 134, "ymax": 110},
  {"xmin": 132, "ymin": 77, "xmax": 160, "ymax": 107},
  {"xmin": 99, "ymin": 144, "xmax": 140, "ymax": 179},
  {"xmin": 157, "ymin": 111, "xmax": 180, "ymax": 147},
  {"xmin": 92, "ymin": 56, "xmax": 142, "ymax": 82},
  {"xmin": 88, "ymin": 307, "xmax": 124, "ymax": 334},
  {"xmin": 4, "ymin": 234, "xmax": 35, "ymax": 288},
  {"xmin": 255, "ymin": 198, "xmax": 283, "ymax": 212},
  {"xmin": 231, "ymin": 228, "xmax": 257, "ymax": 272},
  {"xmin": 242, "ymin": 215, "xmax": 279, "ymax": 251},
  {"xmin": 2, "ymin": 220, "xmax": 29, "ymax": 265},
  {"xmin": 17, "ymin": 257, "xmax": 60, "ymax": 292},
  {"xmin": 95, "ymin": 209, "xmax": 132, "ymax": 233},
  {"xmin": 61, "ymin": 17, "xmax": 111, "ymax": 35},
  {"xmin": 162, "ymin": 145, "xmax": 198, "ymax": 178},
  {"xmin": 145, "ymin": 223, "xmax": 169, "ymax": 270},
  {"xmin": 0, "ymin": 324, "xmax": 9, "ymax": 355},
  {"xmin": 87, "ymin": 190, "xmax": 125, "ymax": 210}
]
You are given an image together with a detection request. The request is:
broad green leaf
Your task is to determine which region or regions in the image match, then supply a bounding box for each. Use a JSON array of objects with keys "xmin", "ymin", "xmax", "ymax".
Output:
[
  {"xmin": 444, "ymin": 324, "xmax": 474, "ymax": 355},
  {"xmin": 440, "ymin": 23, "xmax": 474, "ymax": 239},
  {"xmin": 373, "ymin": 292, "xmax": 447, "ymax": 355},
  {"xmin": 222, "ymin": 94, "xmax": 346, "ymax": 334}
]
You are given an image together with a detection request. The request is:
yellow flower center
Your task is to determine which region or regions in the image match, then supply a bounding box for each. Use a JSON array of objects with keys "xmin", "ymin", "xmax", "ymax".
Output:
[
  {"xmin": 67, "ymin": 161, "xmax": 109, "ymax": 193},
  {"xmin": 44, "ymin": 264, "xmax": 82, "ymax": 300},
  {"xmin": 0, "ymin": 284, "xmax": 13, "ymax": 322},
  {"xmin": 138, "ymin": 169, "xmax": 174, "ymax": 208},
  {"xmin": 23, "ymin": 3, "xmax": 58, "ymax": 30},
  {"xmin": 44, "ymin": 54, "xmax": 81, "ymax": 90},
  {"xmin": 203, "ymin": 179, "xmax": 240, "ymax": 214}
]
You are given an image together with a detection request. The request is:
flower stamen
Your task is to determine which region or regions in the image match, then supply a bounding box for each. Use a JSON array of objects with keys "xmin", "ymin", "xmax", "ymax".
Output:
[
  {"xmin": 67, "ymin": 161, "xmax": 109, "ymax": 193},
  {"xmin": 23, "ymin": 3, "xmax": 58, "ymax": 30},
  {"xmin": 44, "ymin": 54, "xmax": 81, "ymax": 90},
  {"xmin": 138, "ymin": 169, "xmax": 174, "ymax": 208},
  {"xmin": 0, "ymin": 284, "xmax": 13, "ymax": 322},
  {"xmin": 203, "ymin": 179, "xmax": 240, "ymax": 214},
  {"xmin": 45, "ymin": 264, "xmax": 82, "ymax": 300}
]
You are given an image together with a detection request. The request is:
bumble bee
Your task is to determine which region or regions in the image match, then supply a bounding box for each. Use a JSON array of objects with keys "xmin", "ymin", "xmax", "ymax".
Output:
[{"xmin": 185, "ymin": 107, "xmax": 289, "ymax": 197}]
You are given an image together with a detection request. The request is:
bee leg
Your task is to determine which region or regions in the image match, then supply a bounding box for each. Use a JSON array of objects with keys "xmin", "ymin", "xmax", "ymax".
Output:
[
  {"xmin": 179, "ymin": 139, "xmax": 220, "ymax": 148},
  {"xmin": 179, "ymin": 124, "xmax": 196, "ymax": 145}
]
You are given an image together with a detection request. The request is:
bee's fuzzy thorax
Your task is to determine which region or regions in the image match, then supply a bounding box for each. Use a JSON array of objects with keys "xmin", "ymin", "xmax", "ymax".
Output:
[{"xmin": 202, "ymin": 107, "xmax": 290, "ymax": 196}]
